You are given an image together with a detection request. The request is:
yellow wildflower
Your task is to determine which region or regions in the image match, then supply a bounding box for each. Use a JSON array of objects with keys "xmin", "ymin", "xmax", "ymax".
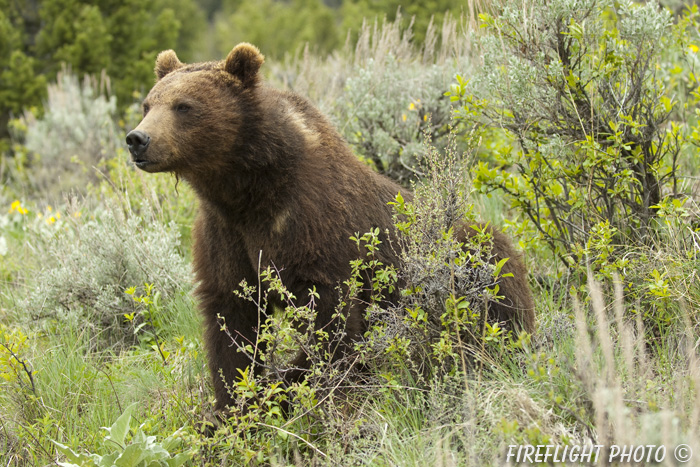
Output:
[
  {"xmin": 690, "ymin": 44, "xmax": 699, "ymax": 53},
  {"xmin": 47, "ymin": 216, "xmax": 56, "ymax": 224},
  {"xmin": 423, "ymin": 114, "xmax": 428, "ymax": 122},
  {"xmin": 402, "ymin": 114, "xmax": 407, "ymax": 122},
  {"xmin": 9, "ymin": 200, "xmax": 28, "ymax": 215},
  {"xmin": 409, "ymin": 102, "xmax": 415, "ymax": 110}
]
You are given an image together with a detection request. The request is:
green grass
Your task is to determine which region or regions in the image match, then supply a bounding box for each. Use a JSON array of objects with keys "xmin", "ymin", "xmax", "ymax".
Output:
[{"xmin": 2, "ymin": 185, "xmax": 699, "ymax": 465}]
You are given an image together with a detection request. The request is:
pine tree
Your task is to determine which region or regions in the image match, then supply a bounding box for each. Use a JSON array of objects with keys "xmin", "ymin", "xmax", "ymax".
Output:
[{"xmin": 0, "ymin": 0, "xmax": 205, "ymax": 140}]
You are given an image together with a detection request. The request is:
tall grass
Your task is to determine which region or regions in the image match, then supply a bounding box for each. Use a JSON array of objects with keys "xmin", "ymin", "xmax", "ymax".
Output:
[{"xmin": 274, "ymin": 11, "xmax": 474, "ymax": 110}]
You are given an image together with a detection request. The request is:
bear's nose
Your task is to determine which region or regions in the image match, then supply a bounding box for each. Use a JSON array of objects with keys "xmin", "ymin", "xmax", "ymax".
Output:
[{"xmin": 126, "ymin": 130, "xmax": 151, "ymax": 158}]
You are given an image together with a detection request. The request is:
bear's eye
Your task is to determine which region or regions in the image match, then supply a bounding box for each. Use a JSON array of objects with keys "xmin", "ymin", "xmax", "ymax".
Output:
[
  {"xmin": 142, "ymin": 103, "xmax": 150, "ymax": 116},
  {"xmin": 175, "ymin": 103, "xmax": 191, "ymax": 114}
]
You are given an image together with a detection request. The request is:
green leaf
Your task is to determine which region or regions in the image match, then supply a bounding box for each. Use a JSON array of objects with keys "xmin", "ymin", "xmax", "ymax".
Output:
[
  {"xmin": 161, "ymin": 428, "xmax": 186, "ymax": 452},
  {"xmin": 99, "ymin": 452, "xmax": 119, "ymax": 465},
  {"xmin": 114, "ymin": 443, "xmax": 146, "ymax": 467},
  {"xmin": 52, "ymin": 440, "xmax": 95, "ymax": 466},
  {"xmin": 104, "ymin": 402, "xmax": 138, "ymax": 449},
  {"xmin": 167, "ymin": 453, "xmax": 194, "ymax": 467},
  {"xmin": 493, "ymin": 257, "xmax": 510, "ymax": 277}
]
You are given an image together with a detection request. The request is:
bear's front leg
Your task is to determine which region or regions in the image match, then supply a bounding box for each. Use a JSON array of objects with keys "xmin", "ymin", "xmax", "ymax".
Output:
[
  {"xmin": 281, "ymin": 283, "xmax": 367, "ymax": 385},
  {"xmin": 199, "ymin": 290, "xmax": 266, "ymax": 413}
]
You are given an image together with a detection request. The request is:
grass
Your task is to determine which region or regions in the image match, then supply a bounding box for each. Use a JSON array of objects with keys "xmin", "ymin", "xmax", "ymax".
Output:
[{"xmin": 2, "ymin": 178, "xmax": 699, "ymax": 466}]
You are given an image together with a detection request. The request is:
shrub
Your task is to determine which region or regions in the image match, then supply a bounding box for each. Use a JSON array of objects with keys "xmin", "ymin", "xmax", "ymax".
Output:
[
  {"xmin": 9, "ymin": 70, "xmax": 121, "ymax": 199},
  {"xmin": 451, "ymin": 0, "xmax": 689, "ymax": 267},
  {"xmin": 339, "ymin": 55, "xmax": 455, "ymax": 185},
  {"xmin": 26, "ymin": 197, "xmax": 191, "ymax": 350},
  {"xmin": 53, "ymin": 403, "xmax": 195, "ymax": 467},
  {"xmin": 339, "ymin": 16, "xmax": 473, "ymax": 185},
  {"xmin": 358, "ymin": 131, "xmax": 524, "ymax": 386}
]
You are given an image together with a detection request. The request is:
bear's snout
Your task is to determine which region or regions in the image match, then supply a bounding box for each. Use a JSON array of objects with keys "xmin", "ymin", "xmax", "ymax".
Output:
[{"xmin": 126, "ymin": 130, "xmax": 151, "ymax": 162}]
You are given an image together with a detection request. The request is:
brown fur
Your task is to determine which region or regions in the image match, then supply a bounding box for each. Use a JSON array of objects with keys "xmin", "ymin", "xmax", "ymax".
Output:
[{"xmin": 127, "ymin": 43, "xmax": 536, "ymax": 413}]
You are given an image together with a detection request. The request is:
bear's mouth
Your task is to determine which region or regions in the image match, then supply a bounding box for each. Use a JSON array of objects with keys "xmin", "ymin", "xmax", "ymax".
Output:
[{"xmin": 132, "ymin": 159, "xmax": 151, "ymax": 169}]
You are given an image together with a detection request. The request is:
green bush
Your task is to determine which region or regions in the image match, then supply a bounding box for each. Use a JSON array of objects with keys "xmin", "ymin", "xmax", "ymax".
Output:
[
  {"xmin": 339, "ymin": 55, "xmax": 455, "ymax": 185},
  {"xmin": 26, "ymin": 198, "xmax": 191, "ymax": 350},
  {"xmin": 360, "ymin": 134, "xmax": 518, "ymax": 382},
  {"xmin": 325, "ymin": 15, "xmax": 471, "ymax": 185},
  {"xmin": 53, "ymin": 404, "xmax": 195, "ymax": 467},
  {"xmin": 215, "ymin": 0, "xmax": 340, "ymax": 60},
  {"xmin": 0, "ymin": 0, "xmax": 205, "ymax": 138},
  {"xmin": 451, "ymin": 0, "xmax": 690, "ymax": 267},
  {"xmin": 10, "ymin": 70, "xmax": 120, "ymax": 198}
]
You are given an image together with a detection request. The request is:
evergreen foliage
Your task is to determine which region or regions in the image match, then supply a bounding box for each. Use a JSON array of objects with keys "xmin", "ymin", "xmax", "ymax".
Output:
[
  {"xmin": 0, "ymin": 0, "xmax": 205, "ymax": 139},
  {"xmin": 216, "ymin": 0, "xmax": 340, "ymax": 59}
]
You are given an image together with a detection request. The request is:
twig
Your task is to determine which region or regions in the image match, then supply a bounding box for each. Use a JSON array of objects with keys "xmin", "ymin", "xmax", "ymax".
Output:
[
  {"xmin": 256, "ymin": 422, "xmax": 327, "ymax": 458},
  {"xmin": 97, "ymin": 366, "xmax": 122, "ymax": 414},
  {"xmin": 0, "ymin": 342, "xmax": 36, "ymax": 395},
  {"xmin": 282, "ymin": 355, "xmax": 359, "ymax": 428}
]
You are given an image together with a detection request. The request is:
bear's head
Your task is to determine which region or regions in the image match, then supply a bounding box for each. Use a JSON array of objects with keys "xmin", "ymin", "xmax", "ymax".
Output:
[{"xmin": 125, "ymin": 43, "xmax": 265, "ymax": 175}]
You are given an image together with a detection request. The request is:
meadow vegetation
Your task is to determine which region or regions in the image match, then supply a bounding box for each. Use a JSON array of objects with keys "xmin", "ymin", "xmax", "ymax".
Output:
[{"xmin": 1, "ymin": 0, "xmax": 700, "ymax": 465}]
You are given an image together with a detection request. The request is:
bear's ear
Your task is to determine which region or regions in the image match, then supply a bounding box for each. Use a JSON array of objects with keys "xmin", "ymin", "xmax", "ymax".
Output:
[
  {"xmin": 224, "ymin": 43, "xmax": 264, "ymax": 87},
  {"xmin": 155, "ymin": 50, "xmax": 183, "ymax": 80}
]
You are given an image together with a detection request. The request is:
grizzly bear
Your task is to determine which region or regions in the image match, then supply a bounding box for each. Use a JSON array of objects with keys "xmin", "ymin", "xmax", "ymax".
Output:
[{"xmin": 126, "ymin": 43, "xmax": 535, "ymax": 414}]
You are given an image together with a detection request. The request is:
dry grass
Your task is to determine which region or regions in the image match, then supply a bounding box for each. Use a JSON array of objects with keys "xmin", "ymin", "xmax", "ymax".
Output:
[{"xmin": 270, "ymin": 11, "xmax": 478, "ymax": 115}]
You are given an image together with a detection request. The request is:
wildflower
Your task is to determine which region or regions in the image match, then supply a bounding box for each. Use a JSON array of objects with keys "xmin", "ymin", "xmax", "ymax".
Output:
[
  {"xmin": 9, "ymin": 200, "xmax": 28, "ymax": 215},
  {"xmin": 690, "ymin": 44, "xmax": 699, "ymax": 53},
  {"xmin": 409, "ymin": 102, "xmax": 415, "ymax": 110},
  {"xmin": 47, "ymin": 216, "xmax": 57, "ymax": 224},
  {"xmin": 402, "ymin": 114, "xmax": 407, "ymax": 122}
]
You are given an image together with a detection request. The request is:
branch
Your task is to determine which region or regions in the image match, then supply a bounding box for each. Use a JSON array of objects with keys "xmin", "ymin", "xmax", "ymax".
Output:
[{"xmin": 0, "ymin": 342, "xmax": 36, "ymax": 395}]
